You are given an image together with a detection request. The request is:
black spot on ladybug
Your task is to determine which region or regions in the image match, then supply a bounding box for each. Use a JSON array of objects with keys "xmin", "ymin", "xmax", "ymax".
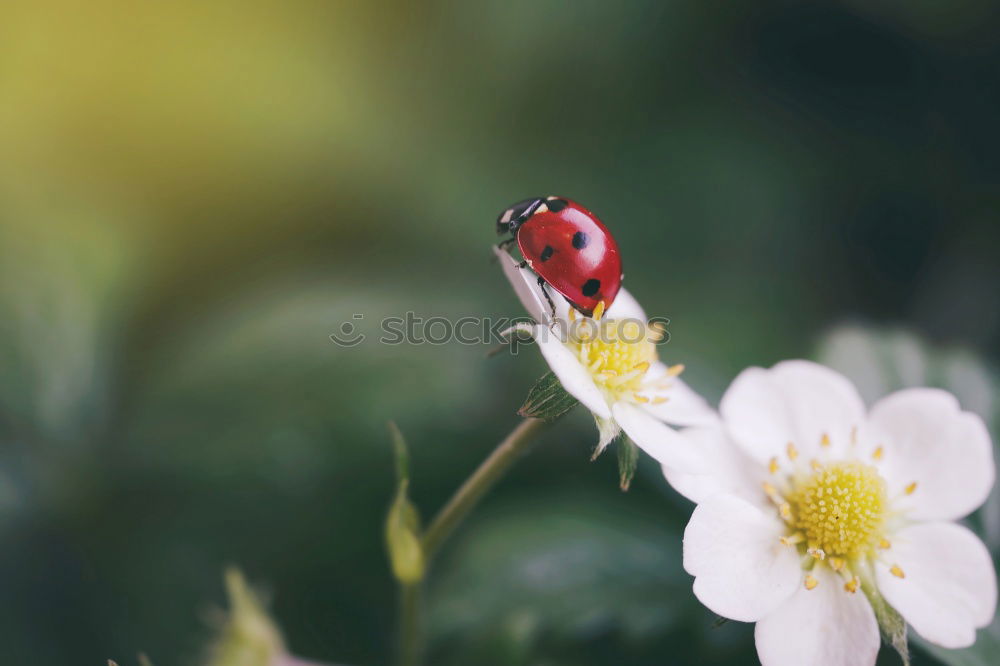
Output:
[
  {"xmin": 582, "ymin": 278, "xmax": 601, "ymax": 297},
  {"xmin": 540, "ymin": 245, "xmax": 554, "ymax": 262},
  {"xmin": 572, "ymin": 231, "xmax": 590, "ymax": 250},
  {"xmin": 546, "ymin": 198, "xmax": 568, "ymax": 212}
]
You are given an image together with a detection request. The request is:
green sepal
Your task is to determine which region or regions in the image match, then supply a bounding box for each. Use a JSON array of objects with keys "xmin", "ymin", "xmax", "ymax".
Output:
[
  {"xmin": 617, "ymin": 437, "xmax": 640, "ymax": 491},
  {"xmin": 861, "ymin": 573, "xmax": 910, "ymax": 666},
  {"xmin": 518, "ymin": 371, "xmax": 579, "ymax": 421},
  {"xmin": 591, "ymin": 415, "xmax": 622, "ymax": 461}
]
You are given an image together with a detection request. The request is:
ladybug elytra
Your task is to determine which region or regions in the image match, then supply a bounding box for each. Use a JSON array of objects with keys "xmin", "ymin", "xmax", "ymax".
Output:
[{"xmin": 496, "ymin": 196, "xmax": 623, "ymax": 318}]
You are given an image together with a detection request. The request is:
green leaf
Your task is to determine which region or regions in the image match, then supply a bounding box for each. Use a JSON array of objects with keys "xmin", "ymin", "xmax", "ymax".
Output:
[
  {"xmin": 427, "ymin": 493, "xmax": 692, "ymax": 659},
  {"xmin": 385, "ymin": 423, "xmax": 425, "ymax": 585},
  {"xmin": 518, "ymin": 372, "xmax": 579, "ymax": 421},
  {"xmin": 617, "ymin": 437, "xmax": 639, "ymax": 491}
]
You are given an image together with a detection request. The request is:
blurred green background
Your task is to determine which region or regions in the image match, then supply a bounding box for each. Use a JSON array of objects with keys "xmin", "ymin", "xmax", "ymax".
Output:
[{"xmin": 1, "ymin": 1, "xmax": 998, "ymax": 664}]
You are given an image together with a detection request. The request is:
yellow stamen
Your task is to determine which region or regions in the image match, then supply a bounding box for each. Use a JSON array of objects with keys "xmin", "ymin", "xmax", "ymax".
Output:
[
  {"xmin": 872, "ymin": 446, "xmax": 884, "ymax": 461},
  {"xmin": 666, "ymin": 363, "xmax": 685, "ymax": 377},
  {"xmin": 787, "ymin": 442, "xmax": 799, "ymax": 461},
  {"xmin": 568, "ymin": 307, "xmax": 577, "ymax": 321},
  {"xmin": 879, "ymin": 538, "xmax": 891, "ymax": 550},
  {"xmin": 780, "ymin": 534, "xmax": 803, "ymax": 546},
  {"xmin": 820, "ymin": 433, "xmax": 831, "ymax": 448},
  {"xmin": 592, "ymin": 300, "xmax": 606, "ymax": 320},
  {"xmin": 905, "ymin": 481, "xmax": 917, "ymax": 495},
  {"xmin": 606, "ymin": 368, "xmax": 644, "ymax": 387},
  {"xmin": 785, "ymin": 461, "xmax": 888, "ymax": 559},
  {"xmin": 633, "ymin": 394, "xmax": 650, "ymax": 404},
  {"xmin": 807, "ymin": 547, "xmax": 826, "ymax": 560},
  {"xmin": 568, "ymin": 318, "xmax": 660, "ymax": 399},
  {"xmin": 651, "ymin": 396, "xmax": 669, "ymax": 405},
  {"xmin": 772, "ymin": 457, "xmax": 895, "ymax": 580},
  {"xmin": 890, "ymin": 565, "xmax": 905, "ymax": 579}
]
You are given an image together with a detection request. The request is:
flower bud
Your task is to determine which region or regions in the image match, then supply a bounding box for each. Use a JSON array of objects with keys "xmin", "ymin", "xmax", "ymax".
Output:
[
  {"xmin": 205, "ymin": 569, "xmax": 287, "ymax": 666},
  {"xmin": 384, "ymin": 422, "xmax": 425, "ymax": 585},
  {"xmin": 385, "ymin": 479, "xmax": 425, "ymax": 584}
]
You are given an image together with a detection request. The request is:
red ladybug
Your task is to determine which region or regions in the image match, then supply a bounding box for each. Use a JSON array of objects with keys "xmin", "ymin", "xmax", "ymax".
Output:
[{"xmin": 497, "ymin": 196, "xmax": 622, "ymax": 317}]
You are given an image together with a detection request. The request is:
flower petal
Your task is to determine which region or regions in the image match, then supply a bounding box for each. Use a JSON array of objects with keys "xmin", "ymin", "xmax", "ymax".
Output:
[
  {"xmin": 720, "ymin": 360, "xmax": 866, "ymax": 464},
  {"xmin": 755, "ymin": 566, "xmax": 879, "ymax": 666},
  {"xmin": 867, "ymin": 388, "xmax": 995, "ymax": 521},
  {"xmin": 875, "ymin": 522, "xmax": 997, "ymax": 649},
  {"xmin": 663, "ymin": 426, "xmax": 767, "ymax": 506},
  {"xmin": 683, "ymin": 493, "xmax": 800, "ymax": 622},
  {"xmin": 492, "ymin": 246, "xmax": 571, "ymax": 324},
  {"xmin": 641, "ymin": 367, "xmax": 719, "ymax": 427},
  {"xmin": 526, "ymin": 325, "xmax": 610, "ymax": 419},
  {"xmin": 604, "ymin": 286, "xmax": 646, "ymax": 321},
  {"xmin": 613, "ymin": 402, "xmax": 705, "ymax": 473}
]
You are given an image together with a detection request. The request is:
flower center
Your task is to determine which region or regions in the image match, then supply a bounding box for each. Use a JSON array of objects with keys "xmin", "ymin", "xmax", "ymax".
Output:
[
  {"xmin": 786, "ymin": 461, "xmax": 888, "ymax": 560},
  {"xmin": 568, "ymin": 318, "xmax": 660, "ymax": 398}
]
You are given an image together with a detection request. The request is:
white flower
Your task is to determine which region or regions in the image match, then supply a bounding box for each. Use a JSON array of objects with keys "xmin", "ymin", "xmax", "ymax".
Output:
[
  {"xmin": 670, "ymin": 360, "xmax": 997, "ymax": 666},
  {"xmin": 495, "ymin": 247, "xmax": 715, "ymax": 472}
]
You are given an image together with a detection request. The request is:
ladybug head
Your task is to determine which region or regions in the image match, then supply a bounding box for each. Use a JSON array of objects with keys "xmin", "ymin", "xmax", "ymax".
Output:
[{"xmin": 496, "ymin": 197, "xmax": 545, "ymax": 236}]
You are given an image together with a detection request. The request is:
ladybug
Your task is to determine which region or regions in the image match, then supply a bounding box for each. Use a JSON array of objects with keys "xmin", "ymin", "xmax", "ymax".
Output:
[{"xmin": 497, "ymin": 196, "xmax": 622, "ymax": 318}]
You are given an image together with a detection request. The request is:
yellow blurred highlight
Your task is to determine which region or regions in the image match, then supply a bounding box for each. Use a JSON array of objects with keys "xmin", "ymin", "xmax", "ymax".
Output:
[{"xmin": 0, "ymin": 1, "xmax": 372, "ymax": 217}]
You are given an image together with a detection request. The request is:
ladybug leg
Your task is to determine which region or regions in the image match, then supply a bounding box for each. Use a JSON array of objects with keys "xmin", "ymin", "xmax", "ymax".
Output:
[
  {"xmin": 491, "ymin": 238, "xmax": 518, "ymax": 264},
  {"xmin": 496, "ymin": 237, "xmax": 517, "ymax": 251},
  {"xmin": 537, "ymin": 276, "xmax": 557, "ymax": 320}
]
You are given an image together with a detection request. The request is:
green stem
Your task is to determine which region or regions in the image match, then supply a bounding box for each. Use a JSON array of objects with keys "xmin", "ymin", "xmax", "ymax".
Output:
[
  {"xmin": 397, "ymin": 582, "xmax": 421, "ymax": 666},
  {"xmin": 421, "ymin": 417, "xmax": 547, "ymax": 562},
  {"xmin": 395, "ymin": 417, "xmax": 548, "ymax": 666}
]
